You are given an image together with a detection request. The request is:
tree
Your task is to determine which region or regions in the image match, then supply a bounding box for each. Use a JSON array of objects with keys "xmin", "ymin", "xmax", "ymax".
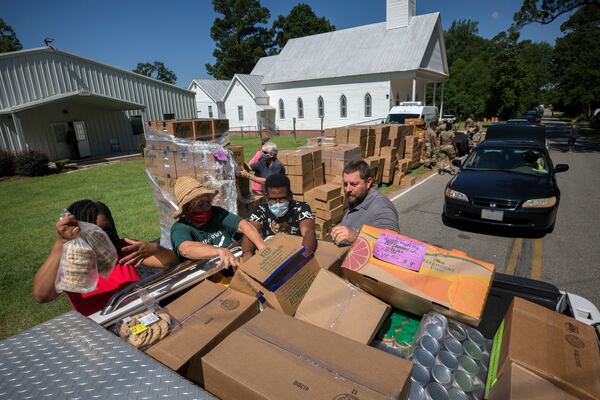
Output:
[
  {"xmin": 444, "ymin": 20, "xmax": 489, "ymax": 66},
  {"xmin": 270, "ymin": 4, "xmax": 335, "ymax": 54},
  {"xmin": 518, "ymin": 40, "xmax": 554, "ymax": 108},
  {"xmin": 487, "ymin": 30, "xmax": 532, "ymax": 120},
  {"xmin": 552, "ymin": 5, "xmax": 600, "ymax": 115},
  {"xmin": 442, "ymin": 20, "xmax": 492, "ymax": 118},
  {"xmin": 132, "ymin": 62, "xmax": 177, "ymax": 84},
  {"xmin": 514, "ymin": 0, "xmax": 600, "ymax": 28},
  {"xmin": 0, "ymin": 18, "xmax": 22, "ymax": 53},
  {"xmin": 205, "ymin": 0, "xmax": 272, "ymax": 79}
]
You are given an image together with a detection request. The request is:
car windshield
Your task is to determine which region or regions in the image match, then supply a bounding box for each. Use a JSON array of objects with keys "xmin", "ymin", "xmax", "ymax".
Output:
[
  {"xmin": 386, "ymin": 113, "xmax": 420, "ymax": 124},
  {"xmin": 463, "ymin": 147, "xmax": 550, "ymax": 175}
]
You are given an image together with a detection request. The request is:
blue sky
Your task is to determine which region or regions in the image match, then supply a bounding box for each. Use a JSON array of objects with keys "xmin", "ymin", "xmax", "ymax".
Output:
[{"xmin": 3, "ymin": 0, "xmax": 571, "ymax": 88}]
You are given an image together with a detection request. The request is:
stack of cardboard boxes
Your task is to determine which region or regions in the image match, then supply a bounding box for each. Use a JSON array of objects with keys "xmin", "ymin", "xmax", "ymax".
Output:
[
  {"xmin": 304, "ymin": 183, "xmax": 346, "ymax": 240},
  {"xmin": 278, "ymin": 149, "xmax": 324, "ymax": 201},
  {"xmin": 150, "ymin": 118, "xmax": 229, "ymax": 141}
]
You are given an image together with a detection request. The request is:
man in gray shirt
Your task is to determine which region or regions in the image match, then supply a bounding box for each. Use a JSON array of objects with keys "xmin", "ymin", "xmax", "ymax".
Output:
[{"xmin": 331, "ymin": 160, "xmax": 400, "ymax": 245}]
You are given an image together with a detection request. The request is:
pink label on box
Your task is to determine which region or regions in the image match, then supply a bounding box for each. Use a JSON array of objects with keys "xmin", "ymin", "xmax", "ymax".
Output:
[{"xmin": 373, "ymin": 232, "xmax": 426, "ymax": 271}]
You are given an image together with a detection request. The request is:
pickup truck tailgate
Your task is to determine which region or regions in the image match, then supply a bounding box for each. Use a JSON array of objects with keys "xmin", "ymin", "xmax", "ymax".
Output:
[{"xmin": 0, "ymin": 311, "xmax": 215, "ymax": 399}]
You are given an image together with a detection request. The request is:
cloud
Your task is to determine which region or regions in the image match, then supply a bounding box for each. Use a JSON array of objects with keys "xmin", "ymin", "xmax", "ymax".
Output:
[{"xmin": 491, "ymin": 11, "xmax": 500, "ymax": 20}]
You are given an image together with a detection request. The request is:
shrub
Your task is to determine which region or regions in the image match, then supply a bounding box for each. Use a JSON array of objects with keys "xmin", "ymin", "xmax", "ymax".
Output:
[
  {"xmin": 0, "ymin": 149, "xmax": 15, "ymax": 177},
  {"xmin": 14, "ymin": 150, "xmax": 50, "ymax": 176}
]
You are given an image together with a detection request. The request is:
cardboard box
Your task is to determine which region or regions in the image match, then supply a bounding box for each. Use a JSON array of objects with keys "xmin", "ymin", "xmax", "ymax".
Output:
[
  {"xmin": 231, "ymin": 234, "xmax": 322, "ymax": 315},
  {"xmin": 313, "ymin": 167, "xmax": 324, "ymax": 187},
  {"xmin": 324, "ymin": 128, "xmax": 336, "ymax": 137},
  {"xmin": 145, "ymin": 280, "xmax": 258, "ymax": 385},
  {"xmin": 285, "ymin": 234, "xmax": 350, "ymax": 275},
  {"xmin": 489, "ymin": 362, "xmax": 579, "ymax": 400},
  {"xmin": 202, "ymin": 309, "xmax": 411, "ymax": 400},
  {"xmin": 295, "ymin": 269, "xmax": 390, "ymax": 344},
  {"xmin": 335, "ymin": 127, "xmax": 349, "ymax": 144},
  {"xmin": 342, "ymin": 225, "xmax": 495, "ymax": 326},
  {"xmin": 151, "ymin": 174, "xmax": 176, "ymax": 195},
  {"xmin": 287, "ymin": 163, "xmax": 313, "ymax": 178},
  {"xmin": 173, "ymin": 148, "xmax": 197, "ymax": 178},
  {"xmin": 312, "ymin": 149, "xmax": 322, "ymax": 167},
  {"xmin": 486, "ymin": 297, "xmax": 600, "ymax": 400},
  {"xmin": 325, "ymin": 174, "xmax": 344, "ymax": 185},
  {"xmin": 226, "ymin": 144, "xmax": 244, "ymax": 167},
  {"xmin": 280, "ymin": 149, "xmax": 313, "ymax": 166},
  {"xmin": 313, "ymin": 195, "xmax": 343, "ymax": 211},
  {"xmin": 144, "ymin": 148, "xmax": 177, "ymax": 178},
  {"xmin": 312, "ymin": 183, "xmax": 342, "ymax": 202},
  {"xmin": 316, "ymin": 203, "xmax": 345, "ymax": 221},
  {"xmin": 289, "ymin": 175, "xmax": 314, "ymax": 194}
]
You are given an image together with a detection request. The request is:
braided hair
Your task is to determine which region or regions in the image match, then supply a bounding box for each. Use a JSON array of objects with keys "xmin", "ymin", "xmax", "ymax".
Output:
[{"xmin": 67, "ymin": 200, "xmax": 120, "ymax": 249}]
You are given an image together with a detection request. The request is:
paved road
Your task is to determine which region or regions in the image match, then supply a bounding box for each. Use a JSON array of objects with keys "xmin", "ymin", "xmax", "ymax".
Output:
[{"xmin": 391, "ymin": 117, "xmax": 600, "ymax": 308}]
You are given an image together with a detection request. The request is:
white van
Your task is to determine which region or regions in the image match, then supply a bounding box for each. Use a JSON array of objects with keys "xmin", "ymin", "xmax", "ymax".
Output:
[{"xmin": 385, "ymin": 102, "xmax": 438, "ymax": 125}]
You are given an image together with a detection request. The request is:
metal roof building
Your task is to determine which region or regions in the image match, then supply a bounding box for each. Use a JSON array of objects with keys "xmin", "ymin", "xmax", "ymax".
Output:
[{"xmin": 0, "ymin": 47, "xmax": 195, "ymax": 160}]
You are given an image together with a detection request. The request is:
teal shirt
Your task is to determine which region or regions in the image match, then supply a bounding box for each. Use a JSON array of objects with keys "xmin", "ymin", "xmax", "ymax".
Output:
[{"xmin": 170, "ymin": 206, "xmax": 241, "ymax": 261}]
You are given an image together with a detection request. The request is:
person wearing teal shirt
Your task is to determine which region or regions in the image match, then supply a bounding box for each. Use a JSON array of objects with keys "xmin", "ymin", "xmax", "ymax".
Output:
[{"xmin": 170, "ymin": 176, "xmax": 266, "ymax": 269}]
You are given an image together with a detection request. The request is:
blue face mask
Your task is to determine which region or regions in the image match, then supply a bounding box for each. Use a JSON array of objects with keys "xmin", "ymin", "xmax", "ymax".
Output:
[
  {"xmin": 269, "ymin": 201, "xmax": 289, "ymax": 218},
  {"xmin": 262, "ymin": 153, "xmax": 271, "ymax": 161}
]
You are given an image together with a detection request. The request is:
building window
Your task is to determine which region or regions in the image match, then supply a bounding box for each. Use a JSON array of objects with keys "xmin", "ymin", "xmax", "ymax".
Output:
[
  {"xmin": 364, "ymin": 93, "xmax": 372, "ymax": 117},
  {"xmin": 238, "ymin": 106, "xmax": 244, "ymax": 121},
  {"xmin": 279, "ymin": 99, "xmax": 285, "ymax": 119},
  {"xmin": 208, "ymin": 105, "xmax": 213, "ymax": 118},
  {"xmin": 396, "ymin": 92, "xmax": 400, "ymax": 106},
  {"xmin": 340, "ymin": 95, "xmax": 347, "ymax": 118},
  {"xmin": 163, "ymin": 113, "xmax": 175, "ymax": 120},
  {"xmin": 318, "ymin": 96, "xmax": 324, "ymax": 118},
  {"xmin": 130, "ymin": 115, "xmax": 144, "ymax": 135},
  {"xmin": 297, "ymin": 98, "xmax": 304, "ymax": 119}
]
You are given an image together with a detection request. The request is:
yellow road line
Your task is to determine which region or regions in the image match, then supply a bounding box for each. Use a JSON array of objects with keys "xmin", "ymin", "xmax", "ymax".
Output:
[
  {"xmin": 505, "ymin": 238, "xmax": 523, "ymax": 275},
  {"xmin": 531, "ymin": 238, "xmax": 544, "ymax": 280}
]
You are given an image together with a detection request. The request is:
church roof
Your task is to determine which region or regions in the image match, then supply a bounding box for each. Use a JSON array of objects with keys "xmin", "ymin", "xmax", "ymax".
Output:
[{"xmin": 254, "ymin": 12, "xmax": 447, "ymax": 85}]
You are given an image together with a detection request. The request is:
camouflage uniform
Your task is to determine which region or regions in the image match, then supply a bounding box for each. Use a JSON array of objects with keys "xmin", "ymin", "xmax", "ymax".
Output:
[
  {"xmin": 464, "ymin": 115, "xmax": 475, "ymax": 131},
  {"xmin": 439, "ymin": 130, "xmax": 457, "ymax": 160},
  {"xmin": 423, "ymin": 127, "xmax": 438, "ymax": 168}
]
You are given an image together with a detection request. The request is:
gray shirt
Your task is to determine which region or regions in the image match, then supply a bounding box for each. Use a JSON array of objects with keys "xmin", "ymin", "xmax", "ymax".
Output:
[{"xmin": 341, "ymin": 187, "xmax": 400, "ymax": 233}]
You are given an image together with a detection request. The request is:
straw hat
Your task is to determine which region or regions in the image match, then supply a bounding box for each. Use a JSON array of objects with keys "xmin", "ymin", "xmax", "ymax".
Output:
[{"xmin": 173, "ymin": 176, "xmax": 216, "ymax": 219}]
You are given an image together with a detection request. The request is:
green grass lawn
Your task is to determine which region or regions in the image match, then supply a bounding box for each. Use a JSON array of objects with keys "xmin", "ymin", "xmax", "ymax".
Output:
[
  {"xmin": 0, "ymin": 159, "xmax": 160, "ymax": 339},
  {"xmin": 230, "ymin": 135, "xmax": 308, "ymax": 161}
]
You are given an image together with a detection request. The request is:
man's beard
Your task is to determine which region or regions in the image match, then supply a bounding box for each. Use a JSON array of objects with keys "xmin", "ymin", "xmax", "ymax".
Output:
[{"xmin": 347, "ymin": 189, "xmax": 368, "ymax": 207}]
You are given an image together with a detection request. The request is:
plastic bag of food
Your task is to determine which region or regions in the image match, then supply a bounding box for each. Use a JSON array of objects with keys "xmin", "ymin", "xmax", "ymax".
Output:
[
  {"xmin": 55, "ymin": 231, "xmax": 99, "ymax": 294},
  {"xmin": 116, "ymin": 305, "xmax": 180, "ymax": 350},
  {"xmin": 77, "ymin": 221, "xmax": 118, "ymax": 277}
]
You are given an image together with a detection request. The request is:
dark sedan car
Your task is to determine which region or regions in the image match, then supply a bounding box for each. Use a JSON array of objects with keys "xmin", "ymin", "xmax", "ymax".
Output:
[{"xmin": 443, "ymin": 140, "xmax": 568, "ymax": 232}]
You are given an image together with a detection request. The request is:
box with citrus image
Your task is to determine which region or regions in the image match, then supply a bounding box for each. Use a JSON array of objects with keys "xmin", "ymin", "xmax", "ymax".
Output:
[{"xmin": 341, "ymin": 225, "xmax": 494, "ymax": 326}]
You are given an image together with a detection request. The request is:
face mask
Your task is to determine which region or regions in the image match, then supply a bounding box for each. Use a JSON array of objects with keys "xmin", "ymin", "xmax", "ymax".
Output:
[
  {"xmin": 269, "ymin": 202, "xmax": 289, "ymax": 218},
  {"xmin": 191, "ymin": 210, "xmax": 212, "ymax": 224},
  {"xmin": 262, "ymin": 153, "xmax": 271, "ymax": 161}
]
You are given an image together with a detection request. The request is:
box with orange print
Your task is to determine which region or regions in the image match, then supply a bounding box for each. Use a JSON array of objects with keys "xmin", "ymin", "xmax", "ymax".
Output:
[{"xmin": 341, "ymin": 225, "xmax": 495, "ymax": 327}]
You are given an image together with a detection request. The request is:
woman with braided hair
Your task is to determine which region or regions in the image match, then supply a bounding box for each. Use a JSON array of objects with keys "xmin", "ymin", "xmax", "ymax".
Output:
[{"xmin": 33, "ymin": 200, "xmax": 177, "ymax": 316}]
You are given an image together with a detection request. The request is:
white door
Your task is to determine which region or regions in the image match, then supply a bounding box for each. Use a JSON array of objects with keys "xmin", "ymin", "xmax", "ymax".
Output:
[
  {"xmin": 73, "ymin": 121, "xmax": 91, "ymax": 157},
  {"xmin": 50, "ymin": 122, "xmax": 71, "ymax": 160}
]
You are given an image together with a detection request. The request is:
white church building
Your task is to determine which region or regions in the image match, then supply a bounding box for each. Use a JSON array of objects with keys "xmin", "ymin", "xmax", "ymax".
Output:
[{"xmin": 191, "ymin": 0, "xmax": 448, "ymax": 132}]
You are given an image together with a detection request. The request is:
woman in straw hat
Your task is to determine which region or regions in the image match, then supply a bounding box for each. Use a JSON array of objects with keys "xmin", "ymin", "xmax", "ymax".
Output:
[{"xmin": 170, "ymin": 176, "xmax": 266, "ymax": 269}]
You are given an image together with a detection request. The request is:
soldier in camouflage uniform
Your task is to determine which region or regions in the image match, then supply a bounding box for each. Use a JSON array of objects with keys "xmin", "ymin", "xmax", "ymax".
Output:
[
  {"xmin": 464, "ymin": 114, "xmax": 475, "ymax": 132},
  {"xmin": 471, "ymin": 123, "xmax": 485, "ymax": 149},
  {"xmin": 439, "ymin": 122, "xmax": 457, "ymax": 160},
  {"xmin": 423, "ymin": 121, "xmax": 439, "ymax": 168}
]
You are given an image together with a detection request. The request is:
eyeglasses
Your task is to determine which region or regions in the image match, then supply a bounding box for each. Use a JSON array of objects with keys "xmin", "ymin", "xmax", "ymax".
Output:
[{"xmin": 266, "ymin": 198, "xmax": 289, "ymax": 205}]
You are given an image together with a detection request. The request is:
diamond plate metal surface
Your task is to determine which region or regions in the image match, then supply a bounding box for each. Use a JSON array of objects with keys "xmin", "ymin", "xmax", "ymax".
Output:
[{"xmin": 0, "ymin": 312, "xmax": 215, "ymax": 400}]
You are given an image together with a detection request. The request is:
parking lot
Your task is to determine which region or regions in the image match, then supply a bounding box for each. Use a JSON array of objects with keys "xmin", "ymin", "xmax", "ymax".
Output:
[{"xmin": 391, "ymin": 117, "xmax": 600, "ymax": 307}]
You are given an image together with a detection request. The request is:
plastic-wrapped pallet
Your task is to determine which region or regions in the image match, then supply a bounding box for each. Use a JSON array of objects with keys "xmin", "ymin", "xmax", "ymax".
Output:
[{"xmin": 143, "ymin": 124, "xmax": 238, "ymax": 249}]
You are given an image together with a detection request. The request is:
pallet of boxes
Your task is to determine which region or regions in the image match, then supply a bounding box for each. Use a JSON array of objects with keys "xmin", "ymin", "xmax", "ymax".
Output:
[
  {"xmin": 279, "ymin": 136, "xmax": 362, "ymax": 241},
  {"xmin": 143, "ymin": 119, "xmax": 240, "ymax": 246}
]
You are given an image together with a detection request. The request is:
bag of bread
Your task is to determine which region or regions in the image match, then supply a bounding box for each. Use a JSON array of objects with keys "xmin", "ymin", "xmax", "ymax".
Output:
[
  {"xmin": 55, "ymin": 232, "xmax": 99, "ymax": 293},
  {"xmin": 77, "ymin": 221, "xmax": 118, "ymax": 278}
]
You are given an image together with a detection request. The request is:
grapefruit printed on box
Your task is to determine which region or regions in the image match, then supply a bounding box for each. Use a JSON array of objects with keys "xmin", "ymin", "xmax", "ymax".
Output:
[{"xmin": 341, "ymin": 236, "xmax": 371, "ymax": 272}]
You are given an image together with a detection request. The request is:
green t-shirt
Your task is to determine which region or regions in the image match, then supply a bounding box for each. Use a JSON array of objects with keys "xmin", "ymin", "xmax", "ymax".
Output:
[{"xmin": 170, "ymin": 206, "xmax": 241, "ymax": 260}]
